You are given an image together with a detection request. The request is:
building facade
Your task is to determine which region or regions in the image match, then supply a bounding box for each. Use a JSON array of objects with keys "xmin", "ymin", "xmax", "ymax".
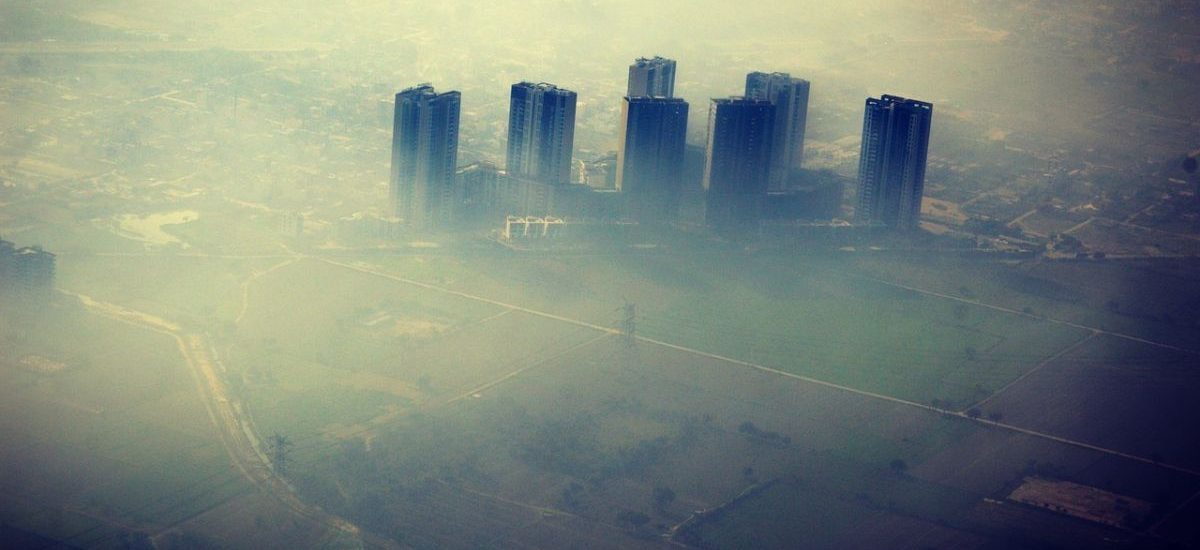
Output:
[
  {"xmin": 854, "ymin": 94, "xmax": 933, "ymax": 229},
  {"xmin": 702, "ymin": 97, "xmax": 775, "ymax": 233},
  {"xmin": 389, "ymin": 84, "xmax": 461, "ymax": 228},
  {"xmin": 616, "ymin": 96, "xmax": 689, "ymax": 222},
  {"xmin": 627, "ymin": 56, "xmax": 676, "ymax": 98},
  {"xmin": 745, "ymin": 72, "xmax": 810, "ymax": 191},
  {"xmin": 0, "ymin": 238, "xmax": 55, "ymax": 307},
  {"xmin": 506, "ymin": 82, "xmax": 577, "ymax": 186}
]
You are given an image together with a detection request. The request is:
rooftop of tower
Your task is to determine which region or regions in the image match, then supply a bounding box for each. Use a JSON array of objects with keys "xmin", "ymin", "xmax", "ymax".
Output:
[
  {"xmin": 514, "ymin": 81, "xmax": 576, "ymax": 95},
  {"xmin": 748, "ymin": 71, "xmax": 811, "ymax": 85},
  {"xmin": 399, "ymin": 83, "xmax": 435, "ymax": 95},
  {"xmin": 872, "ymin": 94, "xmax": 934, "ymax": 109},
  {"xmin": 396, "ymin": 83, "xmax": 459, "ymax": 100},
  {"xmin": 625, "ymin": 96, "xmax": 687, "ymax": 103},
  {"xmin": 711, "ymin": 96, "xmax": 774, "ymax": 106},
  {"xmin": 633, "ymin": 56, "xmax": 674, "ymax": 66}
]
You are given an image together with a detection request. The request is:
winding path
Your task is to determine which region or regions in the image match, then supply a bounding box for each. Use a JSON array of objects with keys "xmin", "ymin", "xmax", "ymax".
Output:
[{"xmin": 60, "ymin": 289, "xmax": 398, "ymax": 549}]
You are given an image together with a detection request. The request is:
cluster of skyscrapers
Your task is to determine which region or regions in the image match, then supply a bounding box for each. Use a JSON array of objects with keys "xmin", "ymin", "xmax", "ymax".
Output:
[{"xmin": 388, "ymin": 55, "xmax": 932, "ymax": 236}]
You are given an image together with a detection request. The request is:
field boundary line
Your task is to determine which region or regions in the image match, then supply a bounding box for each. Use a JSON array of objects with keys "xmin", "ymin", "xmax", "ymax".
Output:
[
  {"xmin": 844, "ymin": 272, "xmax": 1199, "ymax": 356},
  {"xmin": 436, "ymin": 479, "xmax": 580, "ymax": 519},
  {"xmin": 1149, "ymin": 486, "xmax": 1200, "ymax": 534},
  {"xmin": 319, "ymin": 259, "xmax": 1200, "ymax": 479},
  {"xmin": 58, "ymin": 289, "xmax": 396, "ymax": 549},
  {"xmin": 446, "ymin": 333, "xmax": 611, "ymax": 404},
  {"xmin": 640, "ymin": 332, "xmax": 1200, "ymax": 477},
  {"xmin": 1063, "ymin": 216, "xmax": 1094, "ymax": 235},
  {"xmin": 965, "ymin": 330, "xmax": 1099, "ymax": 412},
  {"xmin": 235, "ymin": 257, "xmax": 302, "ymax": 325},
  {"xmin": 317, "ymin": 257, "xmax": 622, "ymax": 335}
]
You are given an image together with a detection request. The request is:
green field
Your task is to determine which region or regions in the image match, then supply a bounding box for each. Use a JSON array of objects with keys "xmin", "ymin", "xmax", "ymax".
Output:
[
  {"xmin": 219, "ymin": 250, "xmax": 1196, "ymax": 547},
  {"xmin": 0, "ymin": 304, "xmax": 250, "ymax": 548},
  {"xmin": 8, "ymin": 242, "xmax": 1199, "ymax": 548},
  {"xmin": 350, "ymin": 251, "xmax": 1089, "ymax": 409}
]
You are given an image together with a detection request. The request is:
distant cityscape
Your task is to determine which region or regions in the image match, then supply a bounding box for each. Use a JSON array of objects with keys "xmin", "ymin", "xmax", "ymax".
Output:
[
  {"xmin": 386, "ymin": 56, "xmax": 931, "ymax": 240},
  {"xmin": 4, "ymin": 3, "xmax": 1200, "ymax": 549}
]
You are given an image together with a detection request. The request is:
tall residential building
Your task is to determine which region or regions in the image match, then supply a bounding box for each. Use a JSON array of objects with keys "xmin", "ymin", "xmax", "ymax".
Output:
[
  {"xmin": 456, "ymin": 161, "xmax": 506, "ymax": 227},
  {"xmin": 0, "ymin": 237, "xmax": 55, "ymax": 307},
  {"xmin": 854, "ymin": 94, "xmax": 933, "ymax": 229},
  {"xmin": 702, "ymin": 97, "xmax": 775, "ymax": 232},
  {"xmin": 389, "ymin": 84, "xmax": 461, "ymax": 228},
  {"xmin": 745, "ymin": 72, "xmax": 810, "ymax": 191},
  {"xmin": 506, "ymin": 82, "xmax": 577, "ymax": 187},
  {"xmin": 616, "ymin": 96, "xmax": 689, "ymax": 222},
  {"xmin": 627, "ymin": 56, "xmax": 676, "ymax": 98}
]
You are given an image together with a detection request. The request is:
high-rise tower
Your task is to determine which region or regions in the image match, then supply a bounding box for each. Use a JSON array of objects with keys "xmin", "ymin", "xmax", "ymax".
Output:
[
  {"xmin": 506, "ymin": 82, "xmax": 577, "ymax": 186},
  {"xmin": 389, "ymin": 84, "xmax": 461, "ymax": 228},
  {"xmin": 745, "ymin": 72, "xmax": 810, "ymax": 191},
  {"xmin": 627, "ymin": 56, "xmax": 676, "ymax": 98},
  {"xmin": 854, "ymin": 94, "xmax": 933, "ymax": 229},
  {"xmin": 616, "ymin": 96, "xmax": 689, "ymax": 222},
  {"xmin": 703, "ymin": 97, "xmax": 775, "ymax": 232}
]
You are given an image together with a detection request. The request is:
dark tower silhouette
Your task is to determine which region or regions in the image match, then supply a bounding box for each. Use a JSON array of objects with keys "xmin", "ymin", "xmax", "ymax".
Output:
[
  {"xmin": 745, "ymin": 72, "xmax": 810, "ymax": 191},
  {"xmin": 389, "ymin": 84, "xmax": 461, "ymax": 228},
  {"xmin": 703, "ymin": 97, "xmax": 775, "ymax": 234},
  {"xmin": 506, "ymin": 82, "xmax": 577, "ymax": 186},
  {"xmin": 627, "ymin": 56, "xmax": 676, "ymax": 98},
  {"xmin": 854, "ymin": 94, "xmax": 933, "ymax": 230},
  {"xmin": 617, "ymin": 96, "xmax": 689, "ymax": 222}
]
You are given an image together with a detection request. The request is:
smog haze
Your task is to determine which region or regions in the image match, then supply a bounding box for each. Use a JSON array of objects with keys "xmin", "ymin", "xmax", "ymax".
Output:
[{"xmin": 2, "ymin": 1, "xmax": 1200, "ymax": 549}]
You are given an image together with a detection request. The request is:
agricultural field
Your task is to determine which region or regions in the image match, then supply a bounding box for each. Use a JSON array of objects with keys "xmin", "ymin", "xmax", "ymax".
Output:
[
  {"xmin": 56, "ymin": 253, "xmax": 283, "ymax": 330},
  {"xmin": 0, "ymin": 303, "xmax": 248, "ymax": 548},
  {"xmin": 985, "ymin": 334, "xmax": 1200, "ymax": 471},
  {"xmin": 849, "ymin": 255, "xmax": 1200, "ymax": 352},
  {"xmin": 208, "ymin": 248, "xmax": 1200, "ymax": 548},
  {"xmin": 10, "ymin": 204, "xmax": 1200, "ymax": 549},
  {"xmin": 1068, "ymin": 218, "xmax": 1200, "ymax": 258},
  {"xmin": 349, "ymin": 250, "xmax": 1091, "ymax": 409},
  {"xmin": 5, "ymin": 240, "xmax": 1200, "ymax": 548}
]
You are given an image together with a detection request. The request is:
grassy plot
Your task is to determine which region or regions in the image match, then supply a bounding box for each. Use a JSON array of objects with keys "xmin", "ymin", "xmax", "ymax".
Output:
[
  {"xmin": 986, "ymin": 333, "xmax": 1200, "ymax": 471},
  {"xmin": 221, "ymin": 254, "xmax": 1200, "ymax": 549},
  {"xmin": 354, "ymin": 251, "xmax": 1088, "ymax": 408},
  {"xmin": 850, "ymin": 255, "xmax": 1200, "ymax": 352},
  {"xmin": 163, "ymin": 207, "xmax": 294, "ymax": 256},
  {"xmin": 675, "ymin": 475, "xmax": 983, "ymax": 550},
  {"xmin": 0, "ymin": 198, "xmax": 151, "ymax": 256},
  {"xmin": 637, "ymin": 262, "xmax": 1089, "ymax": 408},
  {"xmin": 0, "ymin": 305, "xmax": 248, "ymax": 546},
  {"xmin": 229, "ymin": 257, "xmax": 604, "ymax": 493},
  {"xmin": 57, "ymin": 253, "xmax": 281, "ymax": 330}
]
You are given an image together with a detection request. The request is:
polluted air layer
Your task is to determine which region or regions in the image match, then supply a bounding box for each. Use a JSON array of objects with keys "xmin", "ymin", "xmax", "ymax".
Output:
[{"xmin": 1, "ymin": 1, "xmax": 1200, "ymax": 549}]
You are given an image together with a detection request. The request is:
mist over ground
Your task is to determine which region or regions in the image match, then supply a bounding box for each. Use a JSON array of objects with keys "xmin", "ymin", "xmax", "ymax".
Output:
[{"xmin": 2, "ymin": 1, "xmax": 1200, "ymax": 549}]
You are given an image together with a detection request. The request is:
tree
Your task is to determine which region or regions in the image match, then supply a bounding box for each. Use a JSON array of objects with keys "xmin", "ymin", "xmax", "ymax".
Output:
[
  {"xmin": 617, "ymin": 510, "xmax": 650, "ymax": 527},
  {"xmin": 653, "ymin": 487, "xmax": 676, "ymax": 509},
  {"xmin": 889, "ymin": 458, "xmax": 908, "ymax": 475},
  {"xmin": 953, "ymin": 303, "xmax": 969, "ymax": 323}
]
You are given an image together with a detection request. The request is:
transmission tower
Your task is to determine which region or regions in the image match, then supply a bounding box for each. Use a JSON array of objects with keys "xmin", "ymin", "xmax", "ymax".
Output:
[
  {"xmin": 268, "ymin": 433, "xmax": 292, "ymax": 474},
  {"xmin": 620, "ymin": 301, "xmax": 637, "ymax": 347}
]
